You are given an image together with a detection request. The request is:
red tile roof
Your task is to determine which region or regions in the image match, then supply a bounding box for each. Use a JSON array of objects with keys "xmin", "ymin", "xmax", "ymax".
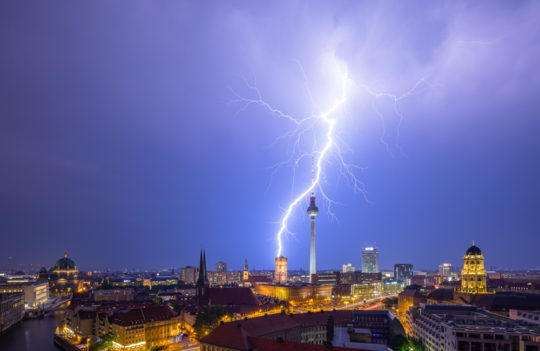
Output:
[
  {"xmin": 207, "ymin": 287, "xmax": 260, "ymax": 306},
  {"xmin": 246, "ymin": 275, "xmax": 273, "ymax": 283},
  {"xmin": 110, "ymin": 304, "xmax": 177, "ymax": 326},
  {"xmin": 200, "ymin": 322, "xmax": 250, "ymax": 350},
  {"xmin": 249, "ymin": 337, "xmax": 370, "ymax": 351},
  {"xmin": 399, "ymin": 289, "xmax": 426, "ymax": 298},
  {"xmin": 200, "ymin": 310, "xmax": 354, "ymax": 349}
]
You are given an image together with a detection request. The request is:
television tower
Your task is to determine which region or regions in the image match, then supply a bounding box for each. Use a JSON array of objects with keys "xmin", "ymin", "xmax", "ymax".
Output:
[{"xmin": 307, "ymin": 157, "xmax": 319, "ymax": 283}]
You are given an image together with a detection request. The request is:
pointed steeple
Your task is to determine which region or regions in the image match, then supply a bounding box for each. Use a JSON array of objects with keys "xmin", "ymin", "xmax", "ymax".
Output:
[
  {"xmin": 197, "ymin": 249, "xmax": 206, "ymax": 285},
  {"xmin": 244, "ymin": 258, "xmax": 248, "ymax": 271},
  {"xmin": 202, "ymin": 249, "xmax": 208, "ymax": 282}
]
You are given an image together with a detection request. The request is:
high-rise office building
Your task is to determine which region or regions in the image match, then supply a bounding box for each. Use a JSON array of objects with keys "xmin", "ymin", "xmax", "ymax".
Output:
[
  {"xmin": 181, "ymin": 266, "xmax": 199, "ymax": 285},
  {"xmin": 438, "ymin": 263, "xmax": 451, "ymax": 278},
  {"xmin": 362, "ymin": 247, "xmax": 379, "ymax": 273},
  {"xmin": 216, "ymin": 261, "xmax": 227, "ymax": 273},
  {"xmin": 342, "ymin": 263, "xmax": 356, "ymax": 273},
  {"xmin": 394, "ymin": 264, "xmax": 413, "ymax": 283}
]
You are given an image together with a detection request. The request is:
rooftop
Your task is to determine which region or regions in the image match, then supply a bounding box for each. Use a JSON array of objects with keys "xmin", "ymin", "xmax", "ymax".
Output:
[{"xmin": 201, "ymin": 310, "xmax": 354, "ymax": 349}]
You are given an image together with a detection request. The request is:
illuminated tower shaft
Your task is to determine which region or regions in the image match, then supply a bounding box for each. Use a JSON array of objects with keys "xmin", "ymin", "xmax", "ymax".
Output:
[
  {"xmin": 307, "ymin": 193, "xmax": 319, "ymax": 283},
  {"xmin": 274, "ymin": 256, "xmax": 288, "ymax": 284}
]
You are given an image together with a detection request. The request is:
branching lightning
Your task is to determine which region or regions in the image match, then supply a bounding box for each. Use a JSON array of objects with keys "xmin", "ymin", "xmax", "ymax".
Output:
[{"xmin": 231, "ymin": 56, "xmax": 429, "ymax": 258}]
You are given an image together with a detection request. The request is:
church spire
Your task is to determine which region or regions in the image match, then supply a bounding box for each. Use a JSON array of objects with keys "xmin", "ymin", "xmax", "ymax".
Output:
[{"xmin": 197, "ymin": 249, "xmax": 208, "ymax": 285}]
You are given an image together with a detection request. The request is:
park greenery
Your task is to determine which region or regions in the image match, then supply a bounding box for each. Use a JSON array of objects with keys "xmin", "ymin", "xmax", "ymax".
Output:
[{"xmin": 194, "ymin": 305, "xmax": 232, "ymax": 338}]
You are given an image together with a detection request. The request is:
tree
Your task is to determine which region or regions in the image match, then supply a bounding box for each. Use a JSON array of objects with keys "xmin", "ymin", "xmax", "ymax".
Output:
[
  {"xmin": 389, "ymin": 335, "xmax": 425, "ymax": 351},
  {"xmin": 89, "ymin": 333, "xmax": 116, "ymax": 351},
  {"xmin": 194, "ymin": 305, "xmax": 231, "ymax": 338}
]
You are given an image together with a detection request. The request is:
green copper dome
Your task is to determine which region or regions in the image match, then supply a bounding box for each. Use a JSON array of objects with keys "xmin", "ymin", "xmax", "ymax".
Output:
[{"xmin": 54, "ymin": 252, "xmax": 76, "ymax": 270}]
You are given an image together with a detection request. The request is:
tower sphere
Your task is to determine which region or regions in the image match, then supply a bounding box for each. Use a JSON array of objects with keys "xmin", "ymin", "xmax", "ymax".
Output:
[{"xmin": 307, "ymin": 196, "xmax": 319, "ymax": 217}]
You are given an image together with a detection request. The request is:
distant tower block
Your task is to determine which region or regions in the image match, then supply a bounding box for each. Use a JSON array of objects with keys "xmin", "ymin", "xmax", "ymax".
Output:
[{"xmin": 274, "ymin": 256, "xmax": 288, "ymax": 284}]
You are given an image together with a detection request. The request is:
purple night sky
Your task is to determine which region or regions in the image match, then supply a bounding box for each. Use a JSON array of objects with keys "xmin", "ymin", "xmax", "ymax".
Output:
[{"xmin": 1, "ymin": 1, "xmax": 539, "ymax": 271}]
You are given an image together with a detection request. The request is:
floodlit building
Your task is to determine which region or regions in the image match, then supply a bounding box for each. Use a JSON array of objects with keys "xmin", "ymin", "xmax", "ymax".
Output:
[
  {"xmin": 342, "ymin": 263, "xmax": 356, "ymax": 273},
  {"xmin": 362, "ymin": 247, "xmax": 379, "ymax": 273},
  {"xmin": 243, "ymin": 258, "xmax": 249, "ymax": 282},
  {"xmin": 110, "ymin": 305, "xmax": 181, "ymax": 350},
  {"xmin": 59, "ymin": 304, "xmax": 182, "ymax": 350},
  {"xmin": 351, "ymin": 282, "xmax": 379, "ymax": 298},
  {"xmin": 150, "ymin": 275, "xmax": 179, "ymax": 287},
  {"xmin": 460, "ymin": 242, "xmax": 487, "ymax": 293},
  {"xmin": 274, "ymin": 256, "xmax": 288, "ymax": 284},
  {"xmin": 0, "ymin": 282, "xmax": 49, "ymax": 309},
  {"xmin": 50, "ymin": 251, "xmax": 79, "ymax": 295},
  {"xmin": 254, "ymin": 283, "xmax": 332, "ymax": 302},
  {"xmin": 397, "ymin": 289, "xmax": 426, "ymax": 315}
]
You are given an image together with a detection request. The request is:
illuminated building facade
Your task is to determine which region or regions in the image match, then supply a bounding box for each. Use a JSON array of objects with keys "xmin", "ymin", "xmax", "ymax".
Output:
[
  {"xmin": 342, "ymin": 263, "xmax": 356, "ymax": 273},
  {"xmin": 254, "ymin": 283, "xmax": 332, "ymax": 302},
  {"xmin": 180, "ymin": 266, "xmax": 198, "ymax": 285},
  {"xmin": 397, "ymin": 289, "xmax": 426, "ymax": 316},
  {"xmin": 362, "ymin": 247, "xmax": 379, "ymax": 273},
  {"xmin": 307, "ymin": 187, "xmax": 319, "ymax": 283},
  {"xmin": 316, "ymin": 271, "xmax": 340, "ymax": 286},
  {"xmin": 50, "ymin": 251, "xmax": 79, "ymax": 295},
  {"xmin": 110, "ymin": 305, "xmax": 181, "ymax": 351},
  {"xmin": 0, "ymin": 282, "xmax": 49, "ymax": 309},
  {"xmin": 351, "ymin": 282, "xmax": 379, "ymax": 297},
  {"xmin": 59, "ymin": 304, "xmax": 182, "ymax": 351},
  {"xmin": 274, "ymin": 256, "xmax": 288, "ymax": 284},
  {"xmin": 215, "ymin": 261, "xmax": 227, "ymax": 273},
  {"xmin": 438, "ymin": 263, "xmax": 452, "ymax": 278},
  {"xmin": 460, "ymin": 242, "xmax": 487, "ymax": 293},
  {"xmin": 394, "ymin": 264, "xmax": 413, "ymax": 284}
]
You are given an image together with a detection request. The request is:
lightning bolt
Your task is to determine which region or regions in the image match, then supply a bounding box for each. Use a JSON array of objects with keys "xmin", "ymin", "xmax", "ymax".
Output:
[{"xmin": 231, "ymin": 56, "xmax": 429, "ymax": 258}]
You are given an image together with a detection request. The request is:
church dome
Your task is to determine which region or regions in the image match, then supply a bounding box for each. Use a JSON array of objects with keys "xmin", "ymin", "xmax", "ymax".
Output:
[
  {"xmin": 466, "ymin": 243, "xmax": 482, "ymax": 255},
  {"xmin": 54, "ymin": 252, "xmax": 76, "ymax": 270}
]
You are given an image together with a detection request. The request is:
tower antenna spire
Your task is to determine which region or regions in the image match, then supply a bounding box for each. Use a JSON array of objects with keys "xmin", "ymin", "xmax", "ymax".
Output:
[{"xmin": 311, "ymin": 155, "xmax": 315, "ymax": 196}]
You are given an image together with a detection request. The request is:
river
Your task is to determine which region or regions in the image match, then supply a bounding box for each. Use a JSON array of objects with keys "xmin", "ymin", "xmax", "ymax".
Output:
[{"xmin": 0, "ymin": 313, "xmax": 63, "ymax": 351}]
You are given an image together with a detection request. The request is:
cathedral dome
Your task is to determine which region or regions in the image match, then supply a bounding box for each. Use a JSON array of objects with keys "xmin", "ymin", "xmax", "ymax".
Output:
[
  {"xmin": 54, "ymin": 252, "xmax": 76, "ymax": 270},
  {"xmin": 466, "ymin": 243, "xmax": 482, "ymax": 255}
]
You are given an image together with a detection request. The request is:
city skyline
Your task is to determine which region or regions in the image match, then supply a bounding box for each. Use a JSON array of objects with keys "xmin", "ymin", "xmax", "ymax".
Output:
[{"xmin": 2, "ymin": 1, "xmax": 540, "ymax": 271}]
